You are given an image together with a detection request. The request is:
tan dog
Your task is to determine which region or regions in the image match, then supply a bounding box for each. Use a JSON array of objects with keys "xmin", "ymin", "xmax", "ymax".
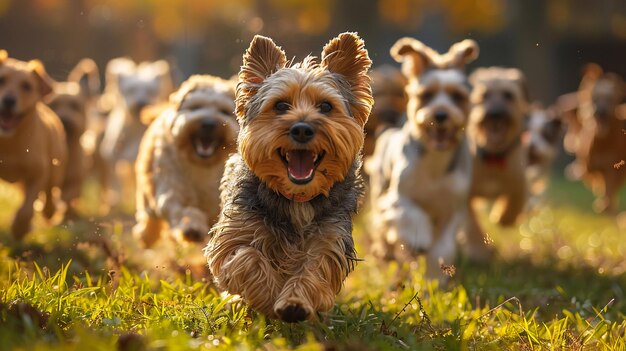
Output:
[
  {"xmin": 565, "ymin": 64, "xmax": 626, "ymax": 213},
  {"xmin": 364, "ymin": 64, "xmax": 407, "ymax": 156},
  {"xmin": 44, "ymin": 59, "xmax": 100, "ymax": 217},
  {"xmin": 466, "ymin": 67, "xmax": 530, "ymax": 258},
  {"xmin": 100, "ymin": 58, "xmax": 173, "ymax": 209},
  {"xmin": 367, "ymin": 38, "xmax": 478, "ymax": 279},
  {"xmin": 134, "ymin": 75, "xmax": 238, "ymax": 248},
  {"xmin": 0, "ymin": 50, "xmax": 67, "ymax": 239}
]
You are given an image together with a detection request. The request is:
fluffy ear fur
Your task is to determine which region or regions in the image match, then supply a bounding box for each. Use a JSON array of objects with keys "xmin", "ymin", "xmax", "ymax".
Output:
[
  {"xmin": 68, "ymin": 58, "xmax": 101, "ymax": 98},
  {"xmin": 236, "ymin": 35, "xmax": 287, "ymax": 120},
  {"xmin": 445, "ymin": 39, "xmax": 479, "ymax": 69},
  {"xmin": 321, "ymin": 32, "xmax": 373, "ymax": 125},
  {"xmin": 390, "ymin": 37, "xmax": 436, "ymax": 78},
  {"xmin": 27, "ymin": 60, "xmax": 53, "ymax": 97},
  {"xmin": 0, "ymin": 50, "xmax": 7, "ymax": 64},
  {"xmin": 140, "ymin": 103, "xmax": 170, "ymax": 125}
]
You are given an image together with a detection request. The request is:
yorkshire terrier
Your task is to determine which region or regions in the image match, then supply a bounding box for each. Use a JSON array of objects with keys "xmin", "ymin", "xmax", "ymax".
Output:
[
  {"xmin": 205, "ymin": 33, "xmax": 372, "ymax": 322},
  {"xmin": 134, "ymin": 75, "xmax": 238, "ymax": 247},
  {"xmin": 367, "ymin": 38, "xmax": 478, "ymax": 278}
]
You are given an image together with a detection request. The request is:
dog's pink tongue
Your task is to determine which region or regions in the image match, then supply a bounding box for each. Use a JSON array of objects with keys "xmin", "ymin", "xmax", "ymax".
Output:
[{"xmin": 287, "ymin": 150, "xmax": 315, "ymax": 179}]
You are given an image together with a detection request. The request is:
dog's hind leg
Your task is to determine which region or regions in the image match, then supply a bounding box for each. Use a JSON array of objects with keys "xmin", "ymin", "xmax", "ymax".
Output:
[{"xmin": 12, "ymin": 176, "xmax": 47, "ymax": 240}]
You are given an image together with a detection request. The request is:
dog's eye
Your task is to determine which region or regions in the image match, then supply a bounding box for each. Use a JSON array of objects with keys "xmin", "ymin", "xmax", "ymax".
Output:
[
  {"xmin": 503, "ymin": 91, "xmax": 514, "ymax": 102},
  {"xmin": 187, "ymin": 104, "xmax": 201, "ymax": 111},
  {"xmin": 420, "ymin": 91, "xmax": 434, "ymax": 103},
  {"xmin": 220, "ymin": 108, "xmax": 232, "ymax": 115},
  {"xmin": 451, "ymin": 92, "xmax": 465, "ymax": 104},
  {"xmin": 274, "ymin": 101, "xmax": 290, "ymax": 113},
  {"xmin": 21, "ymin": 81, "xmax": 32, "ymax": 92},
  {"xmin": 319, "ymin": 101, "xmax": 332, "ymax": 114}
]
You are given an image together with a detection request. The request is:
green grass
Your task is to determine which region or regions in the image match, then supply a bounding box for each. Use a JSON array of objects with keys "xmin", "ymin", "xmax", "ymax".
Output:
[{"xmin": 0, "ymin": 175, "xmax": 625, "ymax": 350}]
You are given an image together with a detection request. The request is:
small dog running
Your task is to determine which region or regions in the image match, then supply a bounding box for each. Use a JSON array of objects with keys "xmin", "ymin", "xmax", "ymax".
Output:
[{"xmin": 205, "ymin": 32, "xmax": 373, "ymax": 322}]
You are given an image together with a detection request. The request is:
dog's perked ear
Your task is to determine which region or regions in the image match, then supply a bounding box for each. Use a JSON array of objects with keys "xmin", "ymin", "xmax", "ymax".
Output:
[
  {"xmin": 320, "ymin": 32, "xmax": 373, "ymax": 126},
  {"xmin": 236, "ymin": 35, "xmax": 287, "ymax": 119},
  {"xmin": 390, "ymin": 38, "xmax": 436, "ymax": 79},
  {"xmin": 27, "ymin": 60, "xmax": 53, "ymax": 97},
  {"xmin": 445, "ymin": 39, "xmax": 479, "ymax": 69},
  {"xmin": 68, "ymin": 58, "xmax": 101, "ymax": 99},
  {"xmin": 0, "ymin": 50, "xmax": 7, "ymax": 65}
]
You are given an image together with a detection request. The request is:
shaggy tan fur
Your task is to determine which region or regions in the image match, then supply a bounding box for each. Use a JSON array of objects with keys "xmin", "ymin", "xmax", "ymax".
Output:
[
  {"xmin": 206, "ymin": 33, "xmax": 371, "ymax": 322},
  {"xmin": 466, "ymin": 67, "xmax": 530, "ymax": 259},
  {"xmin": 0, "ymin": 50, "xmax": 67, "ymax": 239},
  {"xmin": 134, "ymin": 75, "xmax": 238, "ymax": 247}
]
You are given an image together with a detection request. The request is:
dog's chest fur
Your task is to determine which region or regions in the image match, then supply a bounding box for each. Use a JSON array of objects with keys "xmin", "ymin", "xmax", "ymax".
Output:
[{"xmin": 470, "ymin": 145, "xmax": 526, "ymax": 199}]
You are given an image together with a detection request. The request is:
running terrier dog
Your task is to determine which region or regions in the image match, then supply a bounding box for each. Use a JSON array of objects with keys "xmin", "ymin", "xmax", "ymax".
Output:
[
  {"xmin": 565, "ymin": 64, "xmax": 626, "ymax": 213},
  {"xmin": 0, "ymin": 50, "xmax": 67, "ymax": 239},
  {"xmin": 466, "ymin": 67, "xmax": 530, "ymax": 258},
  {"xmin": 205, "ymin": 33, "xmax": 372, "ymax": 322},
  {"xmin": 367, "ymin": 38, "xmax": 478, "ymax": 278},
  {"xmin": 134, "ymin": 75, "xmax": 238, "ymax": 247},
  {"xmin": 45, "ymin": 59, "xmax": 100, "ymax": 217}
]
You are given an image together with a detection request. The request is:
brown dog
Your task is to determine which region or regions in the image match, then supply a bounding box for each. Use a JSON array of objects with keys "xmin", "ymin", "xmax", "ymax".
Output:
[
  {"xmin": 134, "ymin": 75, "xmax": 238, "ymax": 247},
  {"xmin": 466, "ymin": 67, "xmax": 530, "ymax": 259},
  {"xmin": 0, "ymin": 50, "xmax": 67, "ymax": 239},
  {"xmin": 565, "ymin": 64, "xmax": 626, "ymax": 213},
  {"xmin": 44, "ymin": 59, "xmax": 100, "ymax": 217},
  {"xmin": 364, "ymin": 64, "xmax": 407, "ymax": 156}
]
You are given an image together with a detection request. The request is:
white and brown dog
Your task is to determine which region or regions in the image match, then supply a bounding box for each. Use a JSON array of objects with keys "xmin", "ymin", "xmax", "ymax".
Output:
[
  {"xmin": 367, "ymin": 38, "xmax": 478, "ymax": 278},
  {"xmin": 134, "ymin": 75, "xmax": 238, "ymax": 247},
  {"xmin": 466, "ymin": 67, "xmax": 530, "ymax": 259},
  {"xmin": 99, "ymin": 58, "xmax": 173, "ymax": 208}
]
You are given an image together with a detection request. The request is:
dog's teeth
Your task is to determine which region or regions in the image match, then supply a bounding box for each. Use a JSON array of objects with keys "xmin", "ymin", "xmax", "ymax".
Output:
[
  {"xmin": 286, "ymin": 152, "xmax": 291, "ymax": 161},
  {"xmin": 313, "ymin": 154, "xmax": 318, "ymax": 162}
]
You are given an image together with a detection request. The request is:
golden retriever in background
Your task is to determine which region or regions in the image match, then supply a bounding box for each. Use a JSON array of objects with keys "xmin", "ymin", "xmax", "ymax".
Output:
[
  {"xmin": 466, "ymin": 67, "xmax": 530, "ymax": 259},
  {"xmin": 44, "ymin": 59, "xmax": 100, "ymax": 217},
  {"xmin": 99, "ymin": 58, "xmax": 173, "ymax": 209},
  {"xmin": 0, "ymin": 50, "xmax": 67, "ymax": 239},
  {"xmin": 134, "ymin": 75, "xmax": 238, "ymax": 247},
  {"xmin": 565, "ymin": 64, "xmax": 626, "ymax": 213}
]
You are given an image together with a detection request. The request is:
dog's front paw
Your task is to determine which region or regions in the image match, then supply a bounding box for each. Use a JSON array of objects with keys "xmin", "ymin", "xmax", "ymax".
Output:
[{"xmin": 274, "ymin": 299, "xmax": 312, "ymax": 323}]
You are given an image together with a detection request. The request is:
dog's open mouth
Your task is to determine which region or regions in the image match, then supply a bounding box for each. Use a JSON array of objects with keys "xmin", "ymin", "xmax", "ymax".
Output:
[
  {"xmin": 427, "ymin": 126, "xmax": 456, "ymax": 150},
  {"xmin": 482, "ymin": 118, "xmax": 510, "ymax": 145},
  {"xmin": 192, "ymin": 136, "xmax": 220, "ymax": 159},
  {"xmin": 278, "ymin": 149, "xmax": 325, "ymax": 184},
  {"xmin": 0, "ymin": 113, "xmax": 20, "ymax": 132}
]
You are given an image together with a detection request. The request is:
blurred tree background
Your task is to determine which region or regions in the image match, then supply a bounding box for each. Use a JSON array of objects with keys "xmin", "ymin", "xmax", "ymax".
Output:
[{"xmin": 0, "ymin": 0, "xmax": 625, "ymax": 104}]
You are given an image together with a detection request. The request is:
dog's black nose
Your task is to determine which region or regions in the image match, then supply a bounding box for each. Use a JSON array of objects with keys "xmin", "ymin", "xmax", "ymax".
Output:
[
  {"xmin": 486, "ymin": 107, "xmax": 507, "ymax": 119},
  {"xmin": 434, "ymin": 110, "xmax": 448, "ymax": 123},
  {"xmin": 200, "ymin": 120, "xmax": 216, "ymax": 132},
  {"xmin": 2, "ymin": 95, "xmax": 16, "ymax": 110},
  {"xmin": 289, "ymin": 122, "xmax": 315, "ymax": 143}
]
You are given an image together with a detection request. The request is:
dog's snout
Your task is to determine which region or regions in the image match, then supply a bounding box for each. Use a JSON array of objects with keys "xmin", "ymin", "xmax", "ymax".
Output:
[
  {"xmin": 2, "ymin": 95, "xmax": 16, "ymax": 110},
  {"xmin": 289, "ymin": 122, "xmax": 315, "ymax": 143},
  {"xmin": 434, "ymin": 110, "xmax": 448, "ymax": 123},
  {"xmin": 200, "ymin": 120, "xmax": 217, "ymax": 132}
]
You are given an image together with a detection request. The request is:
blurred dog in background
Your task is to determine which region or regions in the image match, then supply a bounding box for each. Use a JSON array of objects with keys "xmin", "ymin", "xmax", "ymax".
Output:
[
  {"xmin": 99, "ymin": 58, "xmax": 173, "ymax": 210},
  {"xmin": 525, "ymin": 104, "xmax": 563, "ymax": 207},
  {"xmin": 364, "ymin": 64, "xmax": 407, "ymax": 157},
  {"xmin": 134, "ymin": 75, "xmax": 238, "ymax": 248},
  {"xmin": 44, "ymin": 59, "xmax": 100, "ymax": 218},
  {"xmin": 564, "ymin": 64, "xmax": 626, "ymax": 214},
  {"xmin": 466, "ymin": 67, "xmax": 530, "ymax": 259},
  {"xmin": 0, "ymin": 50, "xmax": 67, "ymax": 239},
  {"xmin": 367, "ymin": 38, "xmax": 478, "ymax": 279}
]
